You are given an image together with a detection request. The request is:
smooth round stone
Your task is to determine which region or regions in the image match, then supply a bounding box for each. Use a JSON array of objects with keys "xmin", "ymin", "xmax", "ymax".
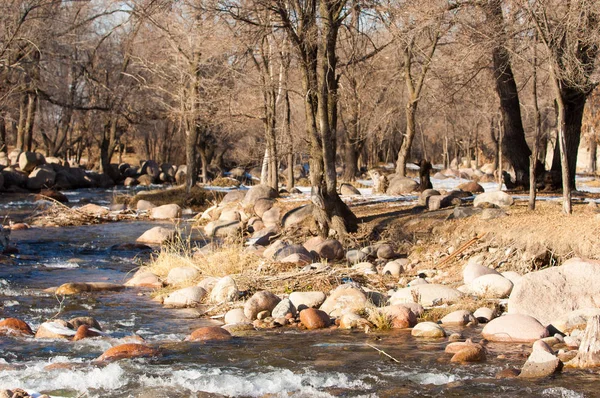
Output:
[{"xmin": 411, "ymin": 322, "xmax": 446, "ymax": 338}]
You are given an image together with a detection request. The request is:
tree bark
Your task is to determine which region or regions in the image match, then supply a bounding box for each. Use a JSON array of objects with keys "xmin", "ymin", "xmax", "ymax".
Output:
[
  {"xmin": 484, "ymin": 0, "xmax": 531, "ymax": 186},
  {"xmin": 589, "ymin": 137, "xmax": 597, "ymax": 174}
]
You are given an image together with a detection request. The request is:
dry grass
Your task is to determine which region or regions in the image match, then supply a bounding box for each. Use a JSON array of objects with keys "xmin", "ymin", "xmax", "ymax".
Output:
[
  {"xmin": 115, "ymin": 186, "xmax": 217, "ymax": 211},
  {"xmin": 208, "ymin": 177, "xmax": 241, "ymax": 188}
]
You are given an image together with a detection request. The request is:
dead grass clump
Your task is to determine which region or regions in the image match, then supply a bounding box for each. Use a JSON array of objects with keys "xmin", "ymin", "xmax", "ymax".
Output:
[
  {"xmin": 419, "ymin": 296, "xmax": 501, "ymax": 323},
  {"xmin": 367, "ymin": 308, "xmax": 393, "ymax": 330},
  {"xmin": 295, "ymin": 177, "xmax": 311, "ymax": 187},
  {"xmin": 208, "ymin": 177, "xmax": 241, "ymax": 188}
]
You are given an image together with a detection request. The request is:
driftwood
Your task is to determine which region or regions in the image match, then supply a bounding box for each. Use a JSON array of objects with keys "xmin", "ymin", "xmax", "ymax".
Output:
[
  {"xmin": 435, "ymin": 233, "xmax": 487, "ymax": 268},
  {"xmin": 567, "ymin": 315, "xmax": 600, "ymax": 368}
]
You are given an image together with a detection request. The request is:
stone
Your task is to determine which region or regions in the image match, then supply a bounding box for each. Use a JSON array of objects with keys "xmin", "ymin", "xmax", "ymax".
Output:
[
  {"xmin": 463, "ymin": 261, "xmax": 501, "ymax": 284},
  {"xmin": 35, "ymin": 321, "xmax": 75, "ymax": 339},
  {"xmin": 566, "ymin": 315, "xmax": 600, "ymax": 368},
  {"xmin": 254, "ymin": 198, "xmax": 275, "ymax": 217},
  {"xmin": 204, "ymin": 220, "xmax": 242, "ymax": 238},
  {"xmin": 72, "ymin": 325, "xmax": 102, "ymax": 341},
  {"xmin": 303, "ymin": 236, "xmax": 326, "ymax": 253},
  {"xmin": 0, "ymin": 318, "xmax": 33, "ymax": 336},
  {"xmin": 18, "ymin": 151, "xmax": 45, "ymax": 173},
  {"xmin": 469, "ymin": 274, "xmax": 514, "ymax": 298},
  {"xmin": 451, "ymin": 344, "xmax": 486, "ymax": 363},
  {"xmin": 313, "ymin": 239, "xmax": 345, "ymax": 261},
  {"xmin": 508, "ymin": 258, "xmax": 600, "ymax": 326},
  {"xmin": 389, "ymin": 284, "xmax": 463, "ymax": 307},
  {"xmin": 340, "ymin": 183, "xmax": 361, "ymax": 195},
  {"xmin": 197, "ymin": 277, "xmax": 219, "ymax": 293},
  {"xmin": 124, "ymin": 177, "xmax": 138, "ymax": 187},
  {"xmin": 224, "ymin": 308, "xmax": 250, "ymax": 324},
  {"xmin": 261, "ymin": 207, "xmax": 281, "ymax": 227},
  {"xmin": 519, "ymin": 340, "xmax": 563, "ymax": 377},
  {"xmin": 319, "ymin": 285, "xmax": 368, "ymax": 317},
  {"xmin": 408, "ymin": 277, "xmax": 428, "ymax": 286},
  {"xmin": 300, "ymin": 308, "xmax": 331, "ymax": 330},
  {"xmin": 482, "ymin": 314, "xmax": 549, "ymax": 343},
  {"xmin": 27, "ymin": 166, "xmax": 56, "ymax": 190},
  {"xmin": 279, "ymin": 253, "xmax": 312, "ymax": 265},
  {"xmin": 274, "ymin": 244, "xmax": 312, "ymax": 261},
  {"xmin": 263, "ymin": 240, "xmax": 287, "ymax": 260},
  {"xmin": 445, "ymin": 339, "xmax": 477, "ymax": 354},
  {"xmin": 380, "ymin": 305, "xmax": 417, "ymax": 328},
  {"xmin": 163, "ymin": 286, "xmax": 207, "ymax": 307},
  {"xmin": 69, "ymin": 316, "xmax": 102, "ymax": 331},
  {"xmin": 186, "ymin": 326, "xmax": 233, "ymax": 342},
  {"xmin": 78, "ymin": 203, "xmax": 109, "ymax": 217},
  {"xmin": 395, "ymin": 302, "xmax": 425, "ymax": 317},
  {"xmin": 473, "ymin": 191, "xmax": 514, "ymax": 208},
  {"xmin": 243, "ymin": 184, "xmax": 278, "ymax": 206},
  {"xmin": 501, "ymin": 271, "xmax": 522, "ymax": 285},
  {"xmin": 346, "ymin": 249, "xmax": 368, "ymax": 263},
  {"xmin": 551, "ymin": 308, "xmax": 600, "ymax": 334},
  {"xmin": 272, "ymin": 298, "xmax": 297, "ymax": 318},
  {"xmin": 441, "ymin": 310, "xmax": 477, "ymax": 326},
  {"xmin": 452, "ymin": 207, "xmax": 481, "ymax": 219},
  {"xmin": 141, "ymin": 160, "xmax": 160, "ymax": 179},
  {"xmin": 386, "ymin": 176, "xmax": 418, "ymax": 195},
  {"xmin": 376, "ymin": 244, "xmax": 395, "ymax": 260},
  {"xmin": 418, "ymin": 189, "xmax": 441, "ymax": 206},
  {"xmin": 96, "ymin": 343, "xmax": 159, "ymax": 361},
  {"xmin": 249, "ymin": 226, "xmax": 279, "ymax": 246},
  {"xmin": 167, "ymin": 267, "xmax": 200, "ymax": 285},
  {"xmin": 53, "ymin": 282, "xmax": 124, "ymax": 295},
  {"xmin": 136, "ymin": 174, "xmax": 153, "ymax": 186},
  {"xmin": 481, "ymin": 208, "xmax": 508, "ymax": 220},
  {"xmin": 474, "ymin": 307, "xmax": 496, "ymax": 323},
  {"xmin": 136, "ymin": 200, "xmax": 156, "ymax": 211},
  {"xmin": 411, "ymin": 322, "xmax": 446, "ymax": 338},
  {"xmin": 457, "ymin": 181, "xmax": 484, "ymax": 193},
  {"xmin": 219, "ymin": 209, "xmax": 241, "ymax": 222},
  {"xmin": 496, "ymin": 368, "xmax": 521, "ymax": 379},
  {"xmin": 382, "ymin": 259, "xmax": 406, "ymax": 277},
  {"xmin": 221, "ymin": 190, "xmax": 247, "ymax": 204},
  {"xmin": 209, "ymin": 276, "xmax": 238, "ymax": 303},
  {"xmin": 282, "ymin": 205, "xmax": 313, "ymax": 228},
  {"xmin": 125, "ymin": 270, "xmax": 162, "ymax": 288},
  {"xmin": 244, "ymin": 291, "xmax": 281, "ymax": 320},
  {"xmin": 289, "ymin": 291, "xmax": 326, "ymax": 311},
  {"xmin": 352, "ymin": 262, "xmax": 377, "ymax": 274},
  {"xmin": 150, "ymin": 204, "xmax": 182, "ymax": 219}
]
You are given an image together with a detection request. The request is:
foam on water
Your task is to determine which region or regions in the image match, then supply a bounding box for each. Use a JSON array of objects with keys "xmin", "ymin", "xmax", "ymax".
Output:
[
  {"xmin": 542, "ymin": 387, "xmax": 585, "ymax": 398},
  {"xmin": 139, "ymin": 366, "xmax": 373, "ymax": 397},
  {"xmin": 41, "ymin": 261, "xmax": 79, "ymax": 269}
]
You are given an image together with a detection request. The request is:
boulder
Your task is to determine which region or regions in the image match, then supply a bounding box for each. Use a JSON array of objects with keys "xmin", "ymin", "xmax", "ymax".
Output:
[
  {"xmin": 166, "ymin": 267, "xmax": 200, "ymax": 285},
  {"xmin": 451, "ymin": 344, "xmax": 486, "ymax": 363},
  {"xmin": 380, "ymin": 305, "xmax": 417, "ymax": 328},
  {"xmin": 242, "ymin": 184, "xmax": 278, "ymax": 206},
  {"xmin": 352, "ymin": 262, "xmax": 377, "ymax": 274},
  {"xmin": 136, "ymin": 226, "xmax": 175, "ymax": 244},
  {"xmin": 469, "ymin": 274, "xmax": 513, "ymax": 298},
  {"xmin": 508, "ymin": 258, "xmax": 600, "ymax": 326},
  {"xmin": 289, "ymin": 291, "xmax": 326, "ymax": 311},
  {"xmin": 186, "ymin": 326, "xmax": 233, "ymax": 342},
  {"xmin": 137, "ymin": 174, "xmax": 154, "ymax": 186},
  {"xmin": 163, "ymin": 286, "xmax": 207, "ymax": 307},
  {"xmin": 244, "ymin": 291, "xmax": 281, "ymax": 320},
  {"xmin": 219, "ymin": 210, "xmax": 241, "ymax": 222},
  {"xmin": 27, "ymin": 166, "xmax": 56, "ymax": 190},
  {"xmin": 376, "ymin": 244, "xmax": 396, "ymax": 260},
  {"xmin": 96, "ymin": 343, "xmax": 159, "ymax": 361},
  {"xmin": 299, "ymin": 308, "xmax": 331, "ymax": 330},
  {"xmin": 551, "ymin": 308, "xmax": 600, "ymax": 334},
  {"xmin": 54, "ymin": 282, "xmax": 124, "ymax": 295},
  {"xmin": 473, "ymin": 191, "xmax": 514, "ymax": 208},
  {"xmin": 274, "ymin": 244, "xmax": 312, "ymax": 261},
  {"xmin": 282, "ymin": 205, "xmax": 313, "ymax": 228},
  {"xmin": 411, "ymin": 322, "xmax": 446, "ymax": 338},
  {"xmin": 263, "ymin": 240, "xmax": 287, "ymax": 260},
  {"xmin": 197, "ymin": 277, "xmax": 219, "ymax": 293},
  {"xmin": 0, "ymin": 318, "xmax": 33, "ymax": 336},
  {"xmin": 221, "ymin": 190, "xmax": 247, "ymax": 205},
  {"xmin": 249, "ymin": 226, "xmax": 279, "ymax": 246},
  {"xmin": 279, "ymin": 253, "xmax": 312, "ymax": 265},
  {"xmin": 125, "ymin": 270, "xmax": 162, "ymax": 289},
  {"xmin": 72, "ymin": 324, "xmax": 102, "ymax": 341},
  {"xmin": 261, "ymin": 207, "xmax": 281, "ymax": 227},
  {"xmin": 440, "ymin": 310, "xmax": 477, "ymax": 326},
  {"xmin": 272, "ymin": 298, "xmax": 297, "ymax": 318},
  {"xmin": 35, "ymin": 321, "xmax": 75, "ymax": 339},
  {"xmin": 77, "ymin": 203, "xmax": 109, "ymax": 217},
  {"xmin": 313, "ymin": 239, "xmax": 345, "ymax": 261},
  {"xmin": 386, "ymin": 176, "xmax": 418, "ymax": 195},
  {"xmin": 457, "ymin": 181, "xmax": 484, "ymax": 193},
  {"xmin": 340, "ymin": 183, "xmax": 361, "ymax": 195},
  {"xmin": 204, "ymin": 220, "xmax": 242, "ymax": 238},
  {"xmin": 389, "ymin": 284, "xmax": 463, "ymax": 307},
  {"xmin": 254, "ymin": 198, "xmax": 275, "ymax": 217},
  {"xmin": 418, "ymin": 189, "xmax": 441, "ymax": 206},
  {"xmin": 381, "ymin": 259, "xmax": 407, "ymax": 277},
  {"xmin": 209, "ymin": 276, "xmax": 238, "ymax": 303},
  {"xmin": 463, "ymin": 259, "xmax": 501, "ymax": 284},
  {"xmin": 319, "ymin": 285, "xmax": 368, "ymax": 317},
  {"xmin": 141, "ymin": 160, "xmax": 160, "ymax": 179},
  {"xmin": 124, "ymin": 177, "xmax": 138, "ymax": 187},
  {"xmin": 150, "ymin": 204, "xmax": 181, "ymax": 219},
  {"xmin": 482, "ymin": 314, "xmax": 549, "ymax": 343},
  {"xmin": 339, "ymin": 313, "xmax": 370, "ymax": 329},
  {"xmin": 224, "ymin": 308, "xmax": 249, "ymax": 324},
  {"xmin": 69, "ymin": 316, "xmax": 102, "ymax": 331},
  {"xmin": 474, "ymin": 307, "xmax": 496, "ymax": 323},
  {"xmin": 519, "ymin": 340, "xmax": 563, "ymax": 378},
  {"xmin": 452, "ymin": 207, "xmax": 481, "ymax": 219},
  {"xmin": 18, "ymin": 151, "xmax": 45, "ymax": 173}
]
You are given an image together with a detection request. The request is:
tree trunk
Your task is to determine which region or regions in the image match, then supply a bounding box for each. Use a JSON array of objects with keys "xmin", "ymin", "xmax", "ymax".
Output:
[
  {"xmin": 550, "ymin": 87, "xmax": 587, "ymax": 189},
  {"xmin": 185, "ymin": 124, "xmax": 198, "ymax": 191},
  {"xmin": 566, "ymin": 315, "xmax": 600, "ymax": 368},
  {"xmin": 396, "ymin": 102, "xmax": 416, "ymax": 176},
  {"xmin": 16, "ymin": 94, "xmax": 27, "ymax": 151},
  {"xmin": 485, "ymin": 0, "xmax": 531, "ymax": 186},
  {"xmin": 0, "ymin": 117, "xmax": 6, "ymax": 154},
  {"xmin": 23, "ymin": 93, "xmax": 37, "ymax": 152},
  {"xmin": 589, "ymin": 137, "xmax": 597, "ymax": 174},
  {"xmin": 342, "ymin": 141, "xmax": 360, "ymax": 182}
]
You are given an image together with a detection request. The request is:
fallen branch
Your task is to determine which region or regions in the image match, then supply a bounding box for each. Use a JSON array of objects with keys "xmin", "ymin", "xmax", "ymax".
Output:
[
  {"xmin": 435, "ymin": 232, "xmax": 487, "ymax": 268},
  {"xmin": 366, "ymin": 343, "xmax": 400, "ymax": 363}
]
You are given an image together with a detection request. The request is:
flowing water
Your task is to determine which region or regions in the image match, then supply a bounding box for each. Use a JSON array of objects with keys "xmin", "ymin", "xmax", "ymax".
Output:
[{"xmin": 0, "ymin": 188, "xmax": 597, "ymax": 397}]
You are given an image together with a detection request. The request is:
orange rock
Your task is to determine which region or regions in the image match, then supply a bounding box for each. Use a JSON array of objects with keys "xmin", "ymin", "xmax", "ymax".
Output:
[
  {"xmin": 72, "ymin": 325, "xmax": 102, "ymax": 341},
  {"xmin": 299, "ymin": 308, "xmax": 331, "ymax": 330},
  {"xmin": 450, "ymin": 344, "xmax": 486, "ymax": 363},
  {"xmin": 96, "ymin": 343, "xmax": 159, "ymax": 361},
  {"xmin": 0, "ymin": 318, "xmax": 33, "ymax": 336},
  {"xmin": 10, "ymin": 223, "xmax": 29, "ymax": 231},
  {"xmin": 186, "ymin": 327, "xmax": 233, "ymax": 342},
  {"xmin": 56, "ymin": 283, "xmax": 91, "ymax": 295}
]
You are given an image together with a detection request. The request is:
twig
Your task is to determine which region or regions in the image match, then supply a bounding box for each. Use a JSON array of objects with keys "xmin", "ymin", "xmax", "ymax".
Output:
[
  {"xmin": 366, "ymin": 343, "xmax": 400, "ymax": 363},
  {"xmin": 435, "ymin": 232, "xmax": 488, "ymax": 268}
]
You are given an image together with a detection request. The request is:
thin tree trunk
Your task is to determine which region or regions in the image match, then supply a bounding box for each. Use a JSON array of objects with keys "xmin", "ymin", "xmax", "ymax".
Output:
[
  {"xmin": 589, "ymin": 137, "xmax": 597, "ymax": 174},
  {"xmin": 24, "ymin": 93, "xmax": 37, "ymax": 152},
  {"xmin": 16, "ymin": 94, "xmax": 27, "ymax": 151}
]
